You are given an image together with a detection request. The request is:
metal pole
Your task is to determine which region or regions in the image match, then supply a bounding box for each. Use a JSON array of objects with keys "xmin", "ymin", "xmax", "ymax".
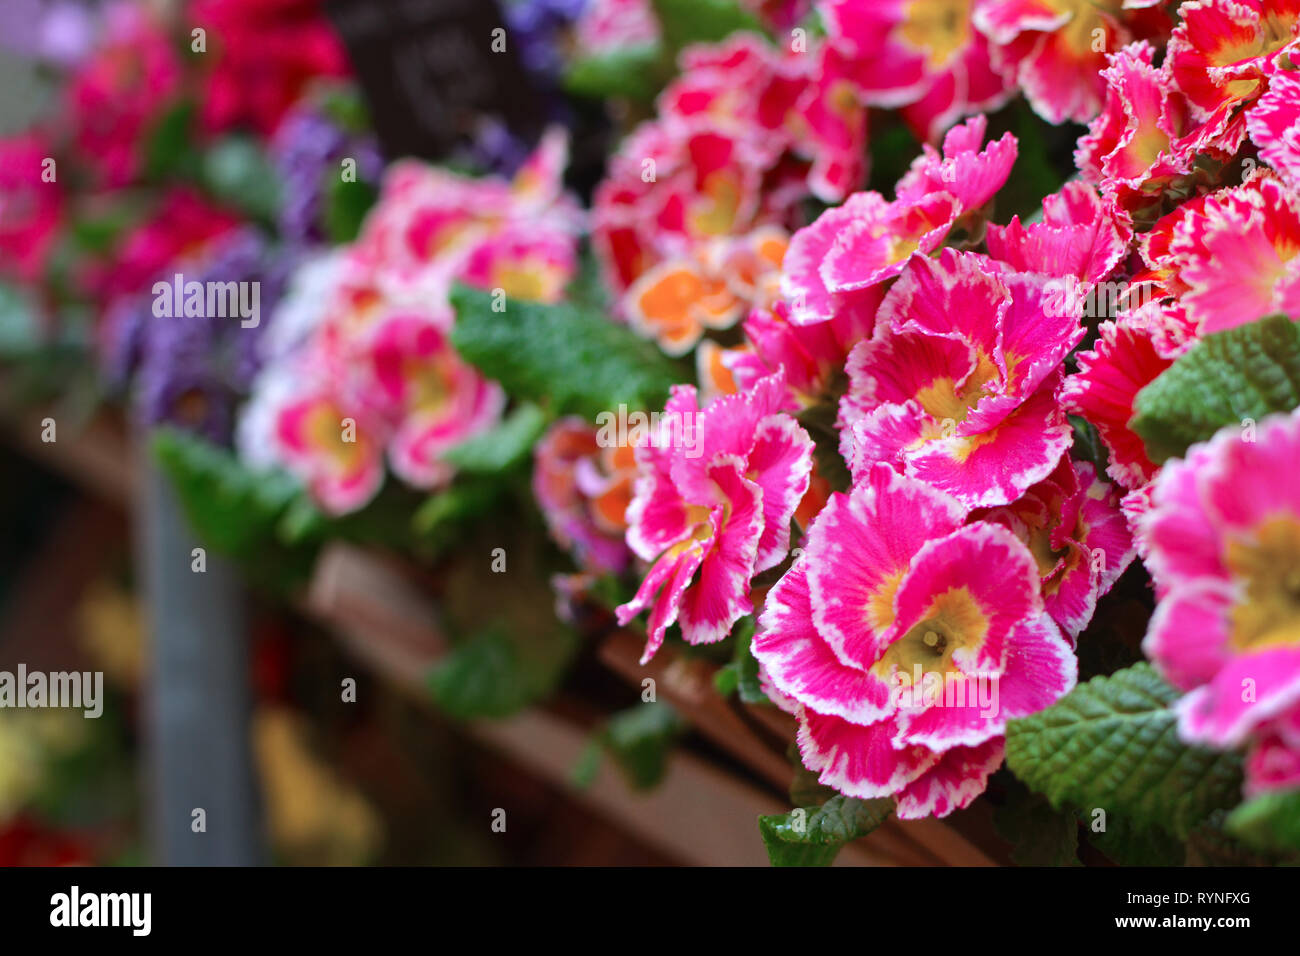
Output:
[{"xmin": 137, "ymin": 449, "xmax": 265, "ymax": 865}]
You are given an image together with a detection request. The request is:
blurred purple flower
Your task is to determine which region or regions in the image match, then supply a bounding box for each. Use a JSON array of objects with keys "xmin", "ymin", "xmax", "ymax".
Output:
[
  {"xmin": 503, "ymin": 0, "xmax": 589, "ymax": 76},
  {"xmin": 270, "ymin": 103, "xmax": 383, "ymax": 247},
  {"xmin": 112, "ymin": 228, "xmax": 296, "ymax": 444}
]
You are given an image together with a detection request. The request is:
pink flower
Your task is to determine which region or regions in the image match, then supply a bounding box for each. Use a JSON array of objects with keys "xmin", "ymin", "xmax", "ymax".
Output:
[
  {"xmin": 838, "ymin": 248, "xmax": 1083, "ymax": 508},
  {"xmin": 65, "ymin": 1, "xmax": 182, "ymax": 188},
  {"xmin": 367, "ymin": 313, "xmax": 506, "ymax": 491},
  {"xmin": 1061, "ymin": 301, "xmax": 1199, "ymax": 491},
  {"xmin": 819, "ymin": 0, "xmax": 1014, "ymax": 142},
  {"xmin": 574, "ymin": 0, "xmax": 660, "ymax": 53},
  {"xmin": 975, "ymin": 0, "xmax": 1173, "ymax": 124},
  {"xmin": 1140, "ymin": 408, "xmax": 1300, "ymax": 750},
  {"xmin": 1074, "ymin": 42, "xmax": 1247, "ymax": 213},
  {"xmin": 191, "ymin": 0, "xmax": 352, "ymax": 136},
  {"xmin": 617, "ymin": 372, "xmax": 814, "ymax": 662},
  {"xmin": 975, "ymin": 457, "xmax": 1136, "ymax": 638},
  {"xmin": 1244, "ymin": 704, "xmax": 1300, "ymax": 796},
  {"xmin": 0, "ymin": 131, "xmax": 62, "ymax": 284},
  {"xmin": 533, "ymin": 418, "xmax": 638, "ymax": 575},
  {"xmin": 272, "ymin": 387, "xmax": 387, "ymax": 514},
  {"xmin": 1248, "ymin": 70, "xmax": 1300, "ymax": 188},
  {"xmin": 1168, "ymin": 0, "xmax": 1300, "ymax": 118},
  {"xmin": 593, "ymin": 33, "xmax": 871, "ymax": 341},
  {"xmin": 1161, "ymin": 172, "xmax": 1300, "ymax": 332},
  {"xmin": 730, "ymin": 288, "xmax": 881, "ymax": 405},
  {"xmin": 986, "ymin": 180, "xmax": 1133, "ymax": 287},
  {"xmin": 356, "ymin": 129, "xmax": 581, "ymax": 297},
  {"xmin": 781, "ymin": 117, "xmax": 1016, "ymax": 323},
  {"xmin": 242, "ymin": 262, "xmax": 505, "ymax": 514},
  {"xmin": 751, "ymin": 464, "xmax": 1076, "ymax": 818}
]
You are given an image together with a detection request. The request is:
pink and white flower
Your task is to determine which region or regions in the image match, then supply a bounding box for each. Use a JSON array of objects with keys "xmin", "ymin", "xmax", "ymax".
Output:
[
  {"xmin": 818, "ymin": 0, "xmax": 1013, "ymax": 143},
  {"xmin": 1160, "ymin": 172, "xmax": 1300, "ymax": 332},
  {"xmin": 781, "ymin": 117, "xmax": 1016, "ymax": 324},
  {"xmin": 975, "ymin": 456, "xmax": 1136, "ymax": 638},
  {"xmin": 1074, "ymin": 42, "xmax": 1247, "ymax": 213},
  {"xmin": 838, "ymin": 248, "xmax": 1083, "ymax": 509},
  {"xmin": 752, "ymin": 464, "xmax": 1076, "ymax": 818},
  {"xmin": 986, "ymin": 180, "xmax": 1132, "ymax": 288},
  {"xmin": 1061, "ymin": 300, "xmax": 1199, "ymax": 491},
  {"xmin": 1167, "ymin": 0, "xmax": 1300, "ymax": 118},
  {"xmin": 1140, "ymin": 408, "xmax": 1300, "ymax": 749},
  {"xmin": 975, "ymin": 0, "xmax": 1173, "ymax": 124},
  {"xmin": 617, "ymin": 371, "xmax": 814, "ymax": 662},
  {"xmin": 1249, "ymin": 70, "xmax": 1300, "ymax": 188}
]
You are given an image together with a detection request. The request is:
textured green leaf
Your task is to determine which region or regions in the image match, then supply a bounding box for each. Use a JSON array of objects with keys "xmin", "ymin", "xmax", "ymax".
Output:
[
  {"xmin": 1225, "ymin": 788, "xmax": 1300, "ymax": 854},
  {"xmin": 450, "ymin": 284, "xmax": 683, "ymax": 419},
  {"xmin": 443, "ymin": 403, "xmax": 546, "ymax": 474},
  {"xmin": 144, "ymin": 101, "xmax": 201, "ymax": 182},
  {"xmin": 1132, "ymin": 314, "xmax": 1300, "ymax": 464},
  {"xmin": 427, "ymin": 624, "xmax": 577, "ymax": 720},
  {"xmin": 759, "ymin": 795, "xmax": 893, "ymax": 867},
  {"xmin": 0, "ymin": 282, "xmax": 39, "ymax": 356},
  {"xmin": 1005, "ymin": 663, "xmax": 1243, "ymax": 839}
]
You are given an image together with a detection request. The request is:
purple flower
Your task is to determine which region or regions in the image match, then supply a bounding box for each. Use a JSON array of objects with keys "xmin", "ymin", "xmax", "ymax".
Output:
[
  {"xmin": 270, "ymin": 102, "xmax": 383, "ymax": 247},
  {"xmin": 122, "ymin": 229, "xmax": 296, "ymax": 444}
]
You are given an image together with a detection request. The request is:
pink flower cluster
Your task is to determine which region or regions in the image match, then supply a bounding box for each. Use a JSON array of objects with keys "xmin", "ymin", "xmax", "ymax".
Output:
[
  {"xmin": 239, "ymin": 133, "xmax": 581, "ymax": 514},
  {"xmin": 593, "ymin": 32, "xmax": 870, "ymax": 355}
]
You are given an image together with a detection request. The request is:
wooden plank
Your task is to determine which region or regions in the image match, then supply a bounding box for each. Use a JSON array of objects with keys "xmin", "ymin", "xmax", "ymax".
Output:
[{"xmin": 1, "ymin": 405, "xmax": 134, "ymax": 505}]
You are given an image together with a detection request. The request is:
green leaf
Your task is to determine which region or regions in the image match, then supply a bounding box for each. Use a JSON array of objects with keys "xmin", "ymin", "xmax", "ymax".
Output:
[
  {"xmin": 584, "ymin": 703, "xmax": 685, "ymax": 791},
  {"xmin": 564, "ymin": 46, "xmax": 665, "ymax": 102},
  {"xmin": 1005, "ymin": 663, "xmax": 1243, "ymax": 840},
  {"xmin": 324, "ymin": 175, "xmax": 379, "ymax": 245},
  {"xmin": 144, "ymin": 101, "xmax": 201, "ymax": 182},
  {"xmin": 450, "ymin": 284, "xmax": 683, "ymax": 419},
  {"xmin": 427, "ymin": 624, "xmax": 578, "ymax": 720},
  {"xmin": 1225, "ymin": 788, "xmax": 1300, "ymax": 854},
  {"xmin": 153, "ymin": 429, "xmax": 301, "ymax": 556},
  {"xmin": 714, "ymin": 619, "xmax": 768, "ymax": 704},
  {"xmin": 201, "ymin": 137, "xmax": 282, "ymax": 223},
  {"xmin": 152, "ymin": 429, "xmax": 315, "ymax": 590},
  {"xmin": 0, "ymin": 282, "xmax": 39, "ymax": 356},
  {"xmin": 443, "ymin": 403, "xmax": 547, "ymax": 474},
  {"xmin": 411, "ymin": 480, "xmax": 507, "ymax": 552},
  {"xmin": 652, "ymin": 0, "xmax": 766, "ymax": 61},
  {"xmin": 758, "ymin": 795, "xmax": 893, "ymax": 867},
  {"xmin": 1132, "ymin": 314, "xmax": 1300, "ymax": 464},
  {"xmin": 1085, "ymin": 812, "xmax": 1185, "ymax": 867},
  {"xmin": 992, "ymin": 776, "xmax": 1080, "ymax": 866}
]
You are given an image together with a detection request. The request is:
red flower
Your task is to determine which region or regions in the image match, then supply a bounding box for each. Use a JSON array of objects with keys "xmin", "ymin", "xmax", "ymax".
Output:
[{"xmin": 191, "ymin": 0, "xmax": 352, "ymax": 137}]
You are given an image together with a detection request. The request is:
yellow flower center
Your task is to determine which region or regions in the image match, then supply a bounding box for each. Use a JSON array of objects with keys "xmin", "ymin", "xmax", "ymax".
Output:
[
  {"xmin": 1226, "ymin": 515, "xmax": 1300, "ymax": 651},
  {"xmin": 901, "ymin": 0, "xmax": 972, "ymax": 70},
  {"xmin": 873, "ymin": 586, "xmax": 989, "ymax": 681}
]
